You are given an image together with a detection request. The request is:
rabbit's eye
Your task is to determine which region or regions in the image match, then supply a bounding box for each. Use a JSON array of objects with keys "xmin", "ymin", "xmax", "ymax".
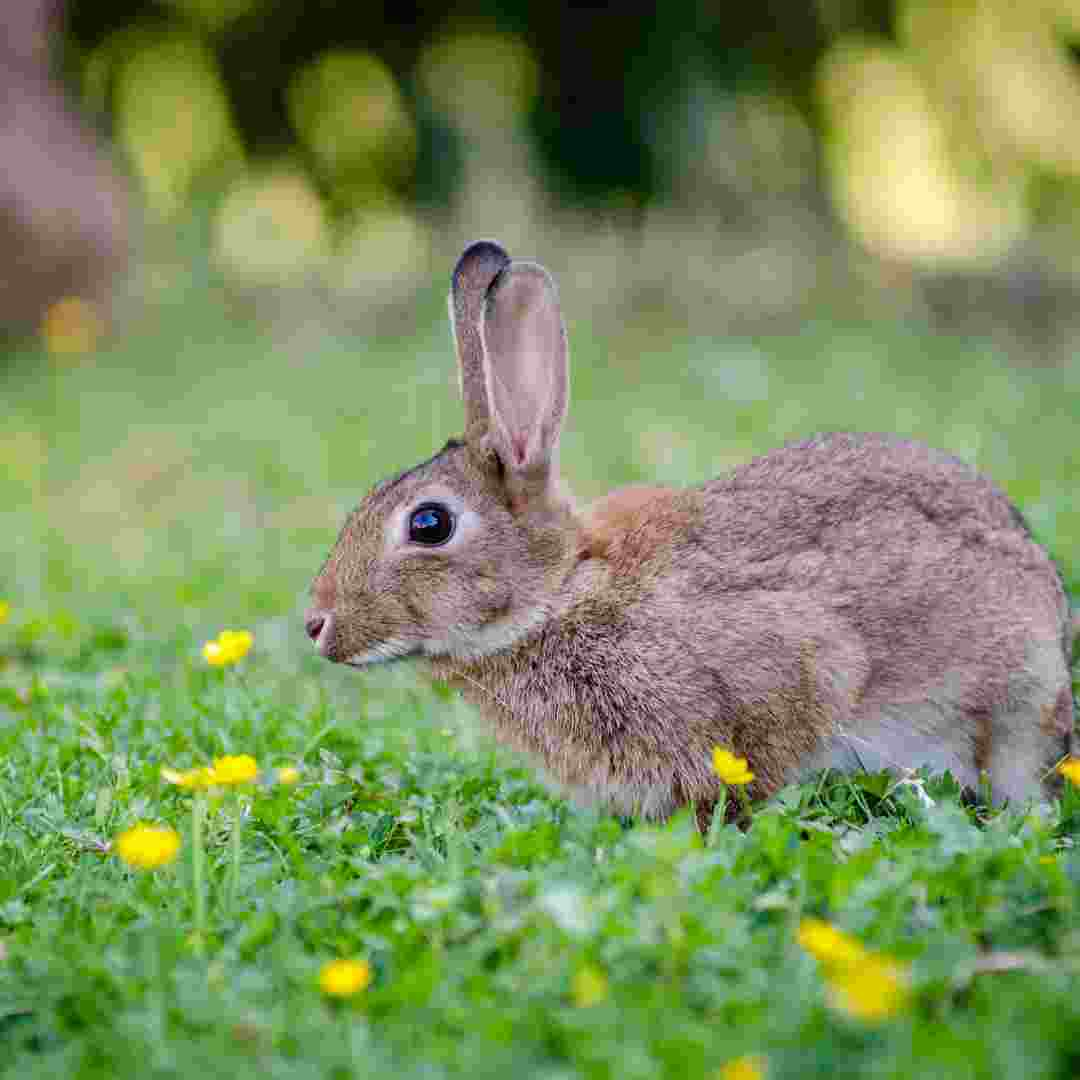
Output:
[{"xmin": 408, "ymin": 503, "xmax": 455, "ymax": 546}]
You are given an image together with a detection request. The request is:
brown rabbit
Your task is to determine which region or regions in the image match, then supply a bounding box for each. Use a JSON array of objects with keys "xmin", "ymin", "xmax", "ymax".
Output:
[{"xmin": 306, "ymin": 240, "xmax": 1075, "ymax": 825}]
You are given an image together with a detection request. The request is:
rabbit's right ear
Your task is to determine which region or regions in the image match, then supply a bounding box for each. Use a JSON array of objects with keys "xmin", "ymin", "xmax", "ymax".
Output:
[
  {"xmin": 449, "ymin": 240, "xmax": 511, "ymax": 435},
  {"xmin": 480, "ymin": 261, "xmax": 568, "ymax": 505}
]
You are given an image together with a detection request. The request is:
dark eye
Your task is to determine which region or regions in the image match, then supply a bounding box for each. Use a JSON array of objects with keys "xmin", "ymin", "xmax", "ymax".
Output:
[{"xmin": 408, "ymin": 503, "xmax": 455, "ymax": 546}]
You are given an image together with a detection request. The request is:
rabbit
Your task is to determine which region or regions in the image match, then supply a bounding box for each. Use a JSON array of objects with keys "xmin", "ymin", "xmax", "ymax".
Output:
[{"xmin": 305, "ymin": 239, "xmax": 1076, "ymax": 827}]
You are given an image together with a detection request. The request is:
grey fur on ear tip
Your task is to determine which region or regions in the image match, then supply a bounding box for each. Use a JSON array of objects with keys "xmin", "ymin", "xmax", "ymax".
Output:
[{"xmin": 452, "ymin": 240, "xmax": 510, "ymax": 287}]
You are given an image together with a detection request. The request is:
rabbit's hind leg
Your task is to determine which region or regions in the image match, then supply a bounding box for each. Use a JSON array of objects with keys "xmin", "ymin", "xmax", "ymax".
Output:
[{"xmin": 985, "ymin": 642, "xmax": 1073, "ymax": 804}]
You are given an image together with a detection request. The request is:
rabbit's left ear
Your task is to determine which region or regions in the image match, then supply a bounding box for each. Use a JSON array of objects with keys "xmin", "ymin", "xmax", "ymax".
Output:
[
  {"xmin": 449, "ymin": 240, "xmax": 511, "ymax": 435},
  {"xmin": 480, "ymin": 261, "xmax": 569, "ymax": 503}
]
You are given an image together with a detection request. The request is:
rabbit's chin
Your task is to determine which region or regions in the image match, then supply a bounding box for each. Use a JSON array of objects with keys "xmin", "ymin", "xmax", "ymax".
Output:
[
  {"xmin": 419, "ymin": 603, "xmax": 551, "ymax": 664},
  {"xmin": 343, "ymin": 638, "xmax": 421, "ymax": 668}
]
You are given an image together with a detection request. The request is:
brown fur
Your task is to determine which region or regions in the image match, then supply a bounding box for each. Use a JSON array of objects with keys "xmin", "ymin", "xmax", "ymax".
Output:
[
  {"xmin": 579, "ymin": 487, "xmax": 678, "ymax": 560},
  {"xmin": 306, "ymin": 241, "xmax": 1077, "ymax": 821}
]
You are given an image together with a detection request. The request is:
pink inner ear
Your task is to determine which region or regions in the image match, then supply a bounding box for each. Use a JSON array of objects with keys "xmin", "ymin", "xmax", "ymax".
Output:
[
  {"xmin": 512, "ymin": 434, "xmax": 528, "ymax": 466},
  {"xmin": 481, "ymin": 262, "xmax": 568, "ymax": 481}
]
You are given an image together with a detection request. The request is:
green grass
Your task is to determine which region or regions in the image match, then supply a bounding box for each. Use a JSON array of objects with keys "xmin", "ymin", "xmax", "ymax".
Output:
[{"xmin": 1, "ymin": 285, "xmax": 1079, "ymax": 1078}]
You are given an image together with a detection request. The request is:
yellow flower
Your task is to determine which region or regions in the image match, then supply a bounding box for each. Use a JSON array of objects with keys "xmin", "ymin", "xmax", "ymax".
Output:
[
  {"xmin": 277, "ymin": 766, "xmax": 301, "ymax": 785},
  {"xmin": 717, "ymin": 1056, "xmax": 766, "ymax": 1080},
  {"xmin": 712, "ymin": 747, "xmax": 754, "ymax": 786},
  {"xmin": 162, "ymin": 754, "xmax": 257, "ymax": 789},
  {"xmin": 41, "ymin": 296, "xmax": 104, "ymax": 358},
  {"xmin": 113, "ymin": 823, "xmax": 181, "ymax": 870},
  {"xmin": 797, "ymin": 918, "xmax": 866, "ymax": 969},
  {"xmin": 798, "ymin": 918, "xmax": 909, "ymax": 1023},
  {"xmin": 0, "ymin": 601, "xmax": 9, "ymax": 624},
  {"xmin": 210, "ymin": 754, "xmax": 258, "ymax": 786},
  {"xmin": 1057, "ymin": 758, "xmax": 1080, "ymax": 786},
  {"xmin": 202, "ymin": 629, "xmax": 254, "ymax": 666},
  {"xmin": 161, "ymin": 765, "xmax": 217, "ymax": 790},
  {"xmin": 571, "ymin": 964, "xmax": 609, "ymax": 1008},
  {"xmin": 827, "ymin": 955, "xmax": 909, "ymax": 1022},
  {"xmin": 319, "ymin": 958, "xmax": 372, "ymax": 997}
]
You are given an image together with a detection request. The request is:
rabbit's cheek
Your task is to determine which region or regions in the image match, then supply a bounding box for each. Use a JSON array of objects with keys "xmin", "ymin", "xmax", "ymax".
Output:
[
  {"xmin": 473, "ymin": 573, "xmax": 509, "ymax": 608},
  {"xmin": 411, "ymin": 568, "xmax": 509, "ymax": 632}
]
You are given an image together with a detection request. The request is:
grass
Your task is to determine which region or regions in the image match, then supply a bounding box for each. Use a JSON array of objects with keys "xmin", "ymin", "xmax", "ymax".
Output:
[{"xmin": 1, "ymin": 281, "xmax": 1079, "ymax": 1078}]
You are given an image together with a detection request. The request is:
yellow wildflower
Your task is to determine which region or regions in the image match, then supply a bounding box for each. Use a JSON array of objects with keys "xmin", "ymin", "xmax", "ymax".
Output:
[
  {"xmin": 161, "ymin": 755, "xmax": 257, "ymax": 789},
  {"xmin": 113, "ymin": 823, "xmax": 181, "ymax": 870},
  {"xmin": 712, "ymin": 747, "xmax": 754, "ymax": 786},
  {"xmin": 1057, "ymin": 758, "xmax": 1080, "ymax": 786},
  {"xmin": 571, "ymin": 964, "xmax": 609, "ymax": 1008},
  {"xmin": 161, "ymin": 765, "xmax": 217, "ymax": 790},
  {"xmin": 41, "ymin": 296, "xmax": 104, "ymax": 358},
  {"xmin": 0, "ymin": 601, "xmax": 9, "ymax": 624},
  {"xmin": 202, "ymin": 629, "xmax": 254, "ymax": 666},
  {"xmin": 827, "ymin": 954, "xmax": 909, "ymax": 1022},
  {"xmin": 277, "ymin": 766, "xmax": 301, "ymax": 786},
  {"xmin": 798, "ymin": 918, "xmax": 909, "ymax": 1023},
  {"xmin": 717, "ymin": 1056, "xmax": 766, "ymax": 1080},
  {"xmin": 319, "ymin": 958, "xmax": 372, "ymax": 997},
  {"xmin": 797, "ymin": 918, "xmax": 866, "ymax": 969},
  {"xmin": 210, "ymin": 754, "xmax": 258, "ymax": 786}
]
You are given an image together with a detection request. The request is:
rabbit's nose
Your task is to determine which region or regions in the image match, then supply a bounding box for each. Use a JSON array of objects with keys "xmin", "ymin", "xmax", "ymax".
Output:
[{"xmin": 304, "ymin": 608, "xmax": 332, "ymax": 653}]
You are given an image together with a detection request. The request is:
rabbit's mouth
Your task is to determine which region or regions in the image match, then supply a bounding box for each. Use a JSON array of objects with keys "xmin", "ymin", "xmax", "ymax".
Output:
[{"xmin": 305, "ymin": 606, "xmax": 421, "ymax": 668}]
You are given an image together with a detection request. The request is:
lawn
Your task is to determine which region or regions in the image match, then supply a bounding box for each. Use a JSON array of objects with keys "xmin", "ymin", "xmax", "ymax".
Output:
[{"xmin": 1, "ymin": 283, "xmax": 1079, "ymax": 1078}]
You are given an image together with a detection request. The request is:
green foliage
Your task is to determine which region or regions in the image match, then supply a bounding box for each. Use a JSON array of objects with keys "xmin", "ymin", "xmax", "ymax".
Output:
[
  {"xmin": 0, "ymin": 633, "xmax": 1078, "ymax": 1079},
  {"xmin": 1, "ymin": 299, "xmax": 1079, "ymax": 1078}
]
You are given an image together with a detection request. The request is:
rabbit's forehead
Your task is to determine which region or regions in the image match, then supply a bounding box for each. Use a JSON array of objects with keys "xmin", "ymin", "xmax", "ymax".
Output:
[
  {"xmin": 352, "ymin": 443, "xmax": 498, "ymax": 536},
  {"xmin": 385, "ymin": 482, "xmax": 469, "ymax": 521},
  {"xmin": 367, "ymin": 437, "xmax": 468, "ymax": 502},
  {"xmin": 366, "ymin": 446, "xmax": 489, "ymax": 512}
]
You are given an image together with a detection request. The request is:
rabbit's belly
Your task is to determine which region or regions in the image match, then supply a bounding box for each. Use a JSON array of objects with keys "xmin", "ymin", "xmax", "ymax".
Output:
[
  {"xmin": 801, "ymin": 716, "xmax": 979, "ymax": 791},
  {"xmin": 803, "ymin": 630, "xmax": 1069, "ymax": 799}
]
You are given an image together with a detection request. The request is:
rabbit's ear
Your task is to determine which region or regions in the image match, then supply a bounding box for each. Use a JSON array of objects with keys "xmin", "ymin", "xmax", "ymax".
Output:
[
  {"xmin": 481, "ymin": 261, "xmax": 568, "ymax": 502},
  {"xmin": 449, "ymin": 240, "xmax": 511, "ymax": 434}
]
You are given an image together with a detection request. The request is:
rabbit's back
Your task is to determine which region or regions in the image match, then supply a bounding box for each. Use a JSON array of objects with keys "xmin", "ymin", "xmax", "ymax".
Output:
[
  {"xmin": 701, "ymin": 432, "xmax": 1032, "ymax": 563},
  {"xmin": 692, "ymin": 432, "xmax": 1065, "ymax": 628}
]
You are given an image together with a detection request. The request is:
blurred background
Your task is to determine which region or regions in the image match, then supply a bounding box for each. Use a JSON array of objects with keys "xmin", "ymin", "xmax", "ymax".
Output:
[{"xmin": 2, "ymin": 0, "xmax": 1079, "ymax": 644}]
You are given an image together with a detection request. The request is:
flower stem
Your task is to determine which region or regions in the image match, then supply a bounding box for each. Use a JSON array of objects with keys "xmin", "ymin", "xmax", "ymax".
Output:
[
  {"xmin": 228, "ymin": 794, "xmax": 243, "ymax": 911},
  {"xmin": 735, "ymin": 785, "xmax": 752, "ymax": 826},
  {"xmin": 192, "ymin": 792, "xmax": 207, "ymax": 947},
  {"xmin": 706, "ymin": 787, "xmax": 728, "ymax": 845}
]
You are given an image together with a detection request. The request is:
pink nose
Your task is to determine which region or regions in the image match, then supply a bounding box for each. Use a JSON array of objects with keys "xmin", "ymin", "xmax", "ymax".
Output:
[{"xmin": 304, "ymin": 608, "xmax": 329, "ymax": 644}]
